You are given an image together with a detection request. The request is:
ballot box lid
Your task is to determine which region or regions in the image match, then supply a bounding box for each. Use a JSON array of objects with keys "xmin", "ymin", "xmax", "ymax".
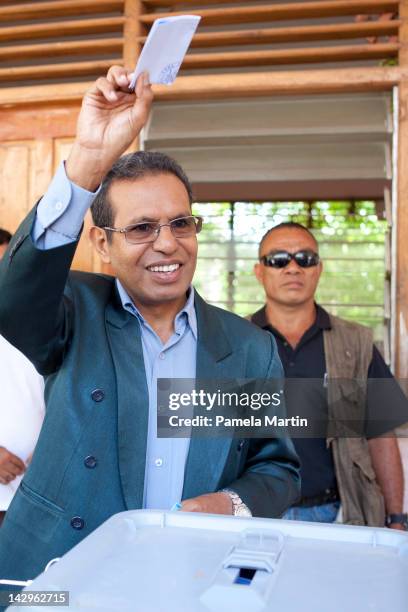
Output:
[{"xmin": 12, "ymin": 510, "xmax": 408, "ymax": 612}]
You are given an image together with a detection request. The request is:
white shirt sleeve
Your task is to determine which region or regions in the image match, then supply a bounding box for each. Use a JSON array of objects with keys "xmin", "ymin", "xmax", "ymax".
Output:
[
  {"xmin": 0, "ymin": 335, "xmax": 45, "ymax": 511},
  {"xmin": 32, "ymin": 161, "xmax": 101, "ymax": 250}
]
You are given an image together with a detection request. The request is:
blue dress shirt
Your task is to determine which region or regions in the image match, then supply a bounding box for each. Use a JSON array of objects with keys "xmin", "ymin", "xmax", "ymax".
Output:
[{"xmin": 117, "ymin": 281, "xmax": 196, "ymax": 509}]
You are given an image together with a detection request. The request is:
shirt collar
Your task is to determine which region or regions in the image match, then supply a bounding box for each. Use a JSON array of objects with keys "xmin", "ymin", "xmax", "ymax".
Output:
[
  {"xmin": 115, "ymin": 279, "xmax": 197, "ymax": 340},
  {"xmin": 314, "ymin": 304, "xmax": 331, "ymax": 330},
  {"xmin": 251, "ymin": 303, "xmax": 331, "ymax": 334}
]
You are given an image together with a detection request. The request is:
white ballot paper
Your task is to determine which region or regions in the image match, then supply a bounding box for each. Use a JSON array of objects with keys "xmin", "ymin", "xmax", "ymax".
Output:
[{"xmin": 129, "ymin": 15, "xmax": 201, "ymax": 88}]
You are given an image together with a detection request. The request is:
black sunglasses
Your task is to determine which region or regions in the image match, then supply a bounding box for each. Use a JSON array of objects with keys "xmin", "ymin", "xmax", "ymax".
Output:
[{"xmin": 260, "ymin": 250, "xmax": 320, "ymax": 269}]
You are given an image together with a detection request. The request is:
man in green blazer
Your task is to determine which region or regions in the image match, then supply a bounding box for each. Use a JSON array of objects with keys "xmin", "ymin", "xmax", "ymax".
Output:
[{"xmin": 0, "ymin": 67, "xmax": 300, "ymax": 583}]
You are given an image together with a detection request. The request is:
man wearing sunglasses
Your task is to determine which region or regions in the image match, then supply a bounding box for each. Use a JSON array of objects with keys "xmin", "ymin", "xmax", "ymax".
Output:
[
  {"xmin": 0, "ymin": 67, "xmax": 300, "ymax": 583},
  {"xmin": 250, "ymin": 222, "xmax": 407, "ymax": 529}
]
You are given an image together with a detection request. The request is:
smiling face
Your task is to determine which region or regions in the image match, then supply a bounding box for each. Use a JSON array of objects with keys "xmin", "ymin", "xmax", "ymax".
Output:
[
  {"xmin": 91, "ymin": 172, "xmax": 198, "ymax": 312},
  {"xmin": 254, "ymin": 227, "xmax": 322, "ymax": 308}
]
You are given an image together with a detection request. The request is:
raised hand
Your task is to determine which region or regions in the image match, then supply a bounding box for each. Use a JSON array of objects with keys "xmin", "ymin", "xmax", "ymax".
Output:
[{"xmin": 66, "ymin": 66, "xmax": 153, "ymax": 191}]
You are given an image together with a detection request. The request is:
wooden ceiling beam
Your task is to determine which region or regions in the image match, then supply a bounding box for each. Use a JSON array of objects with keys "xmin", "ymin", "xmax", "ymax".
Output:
[
  {"xmin": 142, "ymin": 0, "xmax": 396, "ymax": 8},
  {"xmin": 0, "ymin": 0, "xmax": 124, "ymax": 22},
  {"xmin": 139, "ymin": 21, "xmax": 401, "ymax": 48},
  {"xmin": 140, "ymin": 1, "xmax": 399, "ymax": 26},
  {"xmin": 0, "ymin": 66, "xmax": 403, "ymax": 108},
  {"xmin": 0, "ymin": 17, "xmax": 125, "ymax": 44},
  {"xmin": 0, "ymin": 39, "xmax": 123, "ymax": 62},
  {"xmin": 142, "ymin": 0, "xmax": 269, "ymax": 5},
  {"xmin": 0, "ymin": 45, "xmax": 398, "ymax": 80},
  {"xmin": 181, "ymin": 44, "xmax": 398, "ymax": 69},
  {"xmin": 0, "ymin": 59, "xmax": 120, "ymax": 83}
]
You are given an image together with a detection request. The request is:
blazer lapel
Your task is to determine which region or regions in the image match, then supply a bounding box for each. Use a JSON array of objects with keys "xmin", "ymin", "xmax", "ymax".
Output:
[
  {"xmin": 105, "ymin": 290, "xmax": 149, "ymax": 510},
  {"xmin": 182, "ymin": 293, "xmax": 235, "ymax": 500}
]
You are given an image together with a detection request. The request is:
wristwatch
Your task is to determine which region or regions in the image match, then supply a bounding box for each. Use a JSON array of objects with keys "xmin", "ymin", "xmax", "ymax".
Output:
[
  {"xmin": 385, "ymin": 513, "xmax": 408, "ymax": 530},
  {"xmin": 221, "ymin": 489, "xmax": 252, "ymax": 517}
]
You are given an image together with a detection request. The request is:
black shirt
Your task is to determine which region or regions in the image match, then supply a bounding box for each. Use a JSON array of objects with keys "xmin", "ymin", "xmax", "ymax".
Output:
[{"xmin": 251, "ymin": 304, "xmax": 408, "ymax": 499}]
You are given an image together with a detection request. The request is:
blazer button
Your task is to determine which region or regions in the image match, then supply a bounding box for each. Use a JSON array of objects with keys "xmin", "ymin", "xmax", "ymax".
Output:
[
  {"xmin": 70, "ymin": 516, "xmax": 85, "ymax": 530},
  {"xmin": 237, "ymin": 440, "xmax": 245, "ymax": 451},
  {"xmin": 91, "ymin": 389, "xmax": 105, "ymax": 402},
  {"xmin": 84, "ymin": 455, "xmax": 97, "ymax": 469}
]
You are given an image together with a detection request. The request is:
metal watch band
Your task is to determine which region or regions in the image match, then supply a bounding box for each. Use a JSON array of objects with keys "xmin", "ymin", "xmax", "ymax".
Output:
[
  {"xmin": 221, "ymin": 489, "xmax": 252, "ymax": 517},
  {"xmin": 385, "ymin": 513, "xmax": 408, "ymax": 529}
]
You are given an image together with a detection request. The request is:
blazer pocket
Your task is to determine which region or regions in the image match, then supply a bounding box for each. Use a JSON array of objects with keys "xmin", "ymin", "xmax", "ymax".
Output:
[
  {"xmin": 8, "ymin": 482, "xmax": 65, "ymax": 544},
  {"xmin": 20, "ymin": 482, "xmax": 65, "ymax": 515}
]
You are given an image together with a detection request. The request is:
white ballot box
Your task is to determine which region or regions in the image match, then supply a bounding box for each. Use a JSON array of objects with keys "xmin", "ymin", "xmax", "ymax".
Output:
[{"xmin": 8, "ymin": 510, "xmax": 408, "ymax": 611}]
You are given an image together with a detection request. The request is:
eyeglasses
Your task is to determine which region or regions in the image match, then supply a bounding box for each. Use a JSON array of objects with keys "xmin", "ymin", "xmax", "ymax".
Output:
[
  {"xmin": 103, "ymin": 215, "xmax": 203, "ymax": 245},
  {"xmin": 260, "ymin": 250, "xmax": 320, "ymax": 269}
]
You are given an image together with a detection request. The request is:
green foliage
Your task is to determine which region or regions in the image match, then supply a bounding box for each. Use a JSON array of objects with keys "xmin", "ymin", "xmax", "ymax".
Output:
[{"xmin": 193, "ymin": 201, "xmax": 388, "ymax": 342}]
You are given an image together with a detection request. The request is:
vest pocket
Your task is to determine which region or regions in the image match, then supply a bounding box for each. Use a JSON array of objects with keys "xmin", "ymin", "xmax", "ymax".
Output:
[{"xmin": 351, "ymin": 447, "xmax": 376, "ymax": 481}]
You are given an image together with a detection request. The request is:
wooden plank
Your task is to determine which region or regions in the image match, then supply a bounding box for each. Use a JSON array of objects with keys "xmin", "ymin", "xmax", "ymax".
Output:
[
  {"xmin": 0, "ymin": 142, "xmax": 29, "ymax": 233},
  {"xmin": 0, "ymin": 67, "xmax": 404, "ymax": 108},
  {"xmin": 1, "ymin": 45, "xmax": 397, "ymax": 83},
  {"xmin": 123, "ymin": 0, "xmax": 144, "ymax": 151},
  {"xmin": 6, "ymin": 31, "xmax": 398, "ymax": 66},
  {"xmin": 180, "ymin": 44, "xmax": 398, "ymax": 69},
  {"xmin": 0, "ymin": 59, "xmax": 120, "ymax": 83},
  {"xmin": 0, "ymin": 106, "xmax": 80, "ymax": 141},
  {"xmin": 400, "ymin": 0, "xmax": 408, "ymax": 65},
  {"xmin": 0, "ymin": 82, "xmax": 92, "ymax": 107},
  {"xmin": 0, "ymin": 38, "xmax": 123, "ymax": 62},
  {"xmin": 0, "ymin": 138, "xmax": 52, "ymax": 229},
  {"xmin": 162, "ymin": 21, "xmax": 400, "ymax": 49},
  {"xmin": 153, "ymin": 67, "xmax": 404, "ymax": 99},
  {"xmin": 123, "ymin": 0, "xmax": 144, "ymax": 68},
  {"xmin": 140, "ymin": 1, "xmax": 399, "ymax": 26},
  {"xmin": 29, "ymin": 140, "xmax": 53, "ymax": 210},
  {"xmin": 3, "ymin": 13, "xmax": 396, "ymax": 48},
  {"xmin": 143, "ymin": 0, "xmax": 395, "ymax": 6},
  {"xmin": 395, "ymin": 0, "xmax": 408, "ymax": 377},
  {"xmin": 0, "ymin": 0, "xmax": 124, "ymax": 21},
  {"xmin": 71, "ymin": 210, "xmax": 95, "ymax": 272},
  {"xmin": 0, "ymin": 0, "xmax": 43, "ymax": 3},
  {"xmin": 0, "ymin": 17, "xmax": 124, "ymax": 44},
  {"xmin": 142, "ymin": 0, "xmax": 264, "ymax": 5}
]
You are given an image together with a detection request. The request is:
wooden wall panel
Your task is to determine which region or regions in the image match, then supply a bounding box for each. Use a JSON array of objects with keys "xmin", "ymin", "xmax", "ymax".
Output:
[
  {"xmin": 29, "ymin": 140, "xmax": 53, "ymax": 205},
  {"xmin": 0, "ymin": 140, "xmax": 52, "ymax": 233},
  {"xmin": 0, "ymin": 100, "xmax": 120, "ymax": 276},
  {"xmin": 0, "ymin": 105, "xmax": 80, "ymax": 141},
  {"xmin": 0, "ymin": 144, "xmax": 29, "ymax": 233},
  {"xmin": 0, "ymin": 103, "xmax": 103, "ymax": 275}
]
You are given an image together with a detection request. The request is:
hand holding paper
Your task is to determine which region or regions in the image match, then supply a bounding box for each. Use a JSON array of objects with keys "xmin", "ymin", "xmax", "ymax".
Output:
[
  {"xmin": 66, "ymin": 68, "xmax": 153, "ymax": 191},
  {"xmin": 65, "ymin": 15, "xmax": 200, "ymax": 190},
  {"xmin": 130, "ymin": 15, "xmax": 201, "ymax": 88}
]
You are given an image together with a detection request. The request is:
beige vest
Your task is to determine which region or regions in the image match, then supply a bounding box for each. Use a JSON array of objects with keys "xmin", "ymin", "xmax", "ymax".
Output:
[{"xmin": 323, "ymin": 314, "xmax": 385, "ymax": 526}]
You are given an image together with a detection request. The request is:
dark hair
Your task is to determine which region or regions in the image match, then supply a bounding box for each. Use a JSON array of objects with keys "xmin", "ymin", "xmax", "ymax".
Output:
[
  {"xmin": 259, "ymin": 221, "xmax": 318, "ymax": 256},
  {"xmin": 0, "ymin": 228, "xmax": 12, "ymax": 245},
  {"xmin": 91, "ymin": 151, "xmax": 193, "ymax": 234}
]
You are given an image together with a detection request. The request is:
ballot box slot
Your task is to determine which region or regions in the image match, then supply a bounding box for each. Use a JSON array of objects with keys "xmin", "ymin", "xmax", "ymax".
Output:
[
  {"xmin": 234, "ymin": 567, "xmax": 258, "ymax": 586},
  {"xmin": 200, "ymin": 529, "xmax": 285, "ymax": 611}
]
